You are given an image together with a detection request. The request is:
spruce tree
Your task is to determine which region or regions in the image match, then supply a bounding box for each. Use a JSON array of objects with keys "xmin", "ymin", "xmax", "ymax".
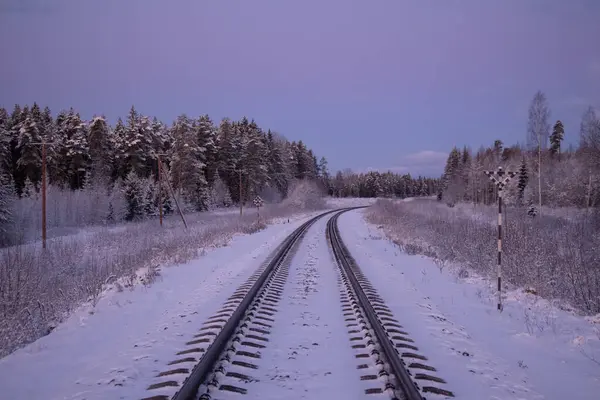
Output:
[
  {"xmin": 17, "ymin": 116, "xmax": 43, "ymax": 188},
  {"xmin": 517, "ymin": 157, "xmax": 528, "ymax": 204},
  {"xmin": 550, "ymin": 120, "xmax": 564, "ymax": 158},
  {"xmin": 123, "ymin": 171, "xmax": 146, "ymax": 221}
]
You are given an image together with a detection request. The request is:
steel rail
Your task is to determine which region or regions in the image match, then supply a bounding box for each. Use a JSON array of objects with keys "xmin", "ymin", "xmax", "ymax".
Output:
[{"xmin": 327, "ymin": 209, "xmax": 424, "ymax": 400}]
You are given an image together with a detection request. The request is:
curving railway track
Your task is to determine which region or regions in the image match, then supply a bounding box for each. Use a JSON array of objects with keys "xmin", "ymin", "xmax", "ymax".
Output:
[{"xmin": 141, "ymin": 208, "xmax": 452, "ymax": 400}]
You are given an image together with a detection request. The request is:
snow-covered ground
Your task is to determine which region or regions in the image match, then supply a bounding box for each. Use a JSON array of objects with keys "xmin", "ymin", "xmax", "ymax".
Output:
[
  {"xmin": 4, "ymin": 205, "xmax": 597, "ymax": 400},
  {"xmin": 338, "ymin": 209, "xmax": 600, "ymax": 400},
  {"xmin": 0, "ymin": 213, "xmax": 318, "ymax": 400},
  {"xmin": 325, "ymin": 196, "xmax": 377, "ymax": 208}
]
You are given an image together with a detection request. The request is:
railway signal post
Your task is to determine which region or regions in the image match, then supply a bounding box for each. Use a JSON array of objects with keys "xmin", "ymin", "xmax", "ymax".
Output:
[
  {"xmin": 484, "ymin": 166, "xmax": 516, "ymax": 311},
  {"xmin": 253, "ymin": 195, "xmax": 264, "ymax": 221}
]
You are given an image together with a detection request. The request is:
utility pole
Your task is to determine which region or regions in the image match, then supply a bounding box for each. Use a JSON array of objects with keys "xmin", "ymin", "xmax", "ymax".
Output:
[
  {"xmin": 239, "ymin": 169, "xmax": 243, "ymax": 216},
  {"xmin": 156, "ymin": 154, "xmax": 188, "ymax": 229},
  {"xmin": 484, "ymin": 166, "xmax": 516, "ymax": 312},
  {"xmin": 31, "ymin": 139, "xmax": 56, "ymax": 250},
  {"xmin": 158, "ymin": 155, "xmax": 163, "ymax": 226},
  {"xmin": 41, "ymin": 141, "xmax": 47, "ymax": 249}
]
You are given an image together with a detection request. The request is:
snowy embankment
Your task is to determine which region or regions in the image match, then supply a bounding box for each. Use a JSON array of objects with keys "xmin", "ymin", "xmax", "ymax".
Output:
[
  {"xmin": 0, "ymin": 213, "xmax": 318, "ymax": 400},
  {"xmin": 339, "ymin": 209, "xmax": 600, "ymax": 400}
]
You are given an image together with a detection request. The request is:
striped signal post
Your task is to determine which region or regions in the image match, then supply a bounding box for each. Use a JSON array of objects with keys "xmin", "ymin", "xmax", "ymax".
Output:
[{"xmin": 484, "ymin": 166, "xmax": 516, "ymax": 311}]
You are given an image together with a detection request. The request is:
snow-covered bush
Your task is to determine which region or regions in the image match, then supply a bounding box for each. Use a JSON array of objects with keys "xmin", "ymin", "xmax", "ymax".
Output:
[
  {"xmin": 279, "ymin": 179, "xmax": 326, "ymax": 211},
  {"xmin": 367, "ymin": 199, "xmax": 600, "ymax": 314}
]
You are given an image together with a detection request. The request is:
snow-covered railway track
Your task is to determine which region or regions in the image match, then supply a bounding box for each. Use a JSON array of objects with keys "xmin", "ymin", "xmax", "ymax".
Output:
[
  {"xmin": 327, "ymin": 209, "xmax": 454, "ymax": 400},
  {"xmin": 141, "ymin": 209, "xmax": 345, "ymax": 400}
]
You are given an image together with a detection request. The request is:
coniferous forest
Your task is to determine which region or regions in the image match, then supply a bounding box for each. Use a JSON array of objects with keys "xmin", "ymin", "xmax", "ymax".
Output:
[{"xmin": 0, "ymin": 103, "xmax": 437, "ymax": 242}]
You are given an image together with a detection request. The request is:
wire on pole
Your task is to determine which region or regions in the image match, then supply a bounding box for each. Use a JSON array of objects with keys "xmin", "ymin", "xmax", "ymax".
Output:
[{"xmin": 483, "ymin": 166, "xmax": 516, "ymax": 312}]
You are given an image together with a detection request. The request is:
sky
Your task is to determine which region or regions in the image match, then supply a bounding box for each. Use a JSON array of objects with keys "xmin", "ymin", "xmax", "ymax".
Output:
[{"xmin": 1, "ymin": 0, "xmax": 599, "ymax": 176}]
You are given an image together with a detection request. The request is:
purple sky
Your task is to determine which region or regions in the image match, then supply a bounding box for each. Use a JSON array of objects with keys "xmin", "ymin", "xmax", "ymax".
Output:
[{"xmin": 1, "ymin": 0, "xmax": 599, "ymax": 176}]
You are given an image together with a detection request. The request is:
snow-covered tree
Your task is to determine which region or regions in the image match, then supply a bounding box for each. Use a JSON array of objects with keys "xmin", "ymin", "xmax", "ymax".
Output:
[
  {"xmin": 17, "ymin": 117, "xmax": 42, "ymax": 189},
  {"xmin": 88, "ymin": 115, "xmax": 112, "ymax": 181},
  {"xmin": 170, "ymin": 114, "xmax": 208, "ymax": 210},
  {"xmin": 196, "ymin": 114, "xmax": 219, "ymax": 187},
  {"xmin": 123, "ymin": 171, "xmax": 146, "ymax": 221},
  {"xmin": 550, "ymin": 120, "xmax": 564, "ymax": 158},
  {"xmin": 64, "ymin": 115, "xmax": 89, "ymax": 189}
]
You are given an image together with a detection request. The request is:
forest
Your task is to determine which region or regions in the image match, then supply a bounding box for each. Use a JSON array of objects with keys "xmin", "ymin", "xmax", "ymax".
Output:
[{"xmin": 0, "ymin": 104, "xmax": 436, "ymax": 245}]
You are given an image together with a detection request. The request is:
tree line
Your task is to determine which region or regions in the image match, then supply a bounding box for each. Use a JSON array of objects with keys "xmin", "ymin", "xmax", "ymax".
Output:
[
  {"xmin": 0, "ymin": 104, "xmax": 330, "ymax": 224},
  {"xmin": 439, "ymin": 91, "xmax": 600, "ymax": 209},
  {"xmin": 329, "ymin": 169, "xmax": 441, "ymax": 199}
]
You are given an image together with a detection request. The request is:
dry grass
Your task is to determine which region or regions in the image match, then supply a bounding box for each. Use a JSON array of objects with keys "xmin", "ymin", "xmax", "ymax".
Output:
[
  {"xmin": 367, "ymin": 199, "xmax": 600, "ymax": 315},
  {"xmin": 0, "ymin": 185, "xmax": 326, "ymax": 358}
]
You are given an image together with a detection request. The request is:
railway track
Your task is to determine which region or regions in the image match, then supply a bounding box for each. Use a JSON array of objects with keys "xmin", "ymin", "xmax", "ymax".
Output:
[
  {"xmin": 142, "ymin": 207, "xmax": 452, "ymax": 400},
  {"xmin": 328, "ymin": 209, "xmax": 453, "ymax": 399},
  {"xmin": 141, "ymin": 209, "xmax": 342, "ymax": 400}
]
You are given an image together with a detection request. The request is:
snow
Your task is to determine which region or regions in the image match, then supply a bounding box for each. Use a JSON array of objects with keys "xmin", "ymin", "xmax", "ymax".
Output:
[
  {"xmin": 337, "ymin": 209, "xmax": 600, "ymax": 400},
  {"xmin": 4, "ymin": 206, "xmax": 598, "ymax": 400},
  {"xmin": 0, "ymin": 214, "xmax": 318, "ymax": 400},
  {"xmin": 325, "ymin": 196, "xmax": 377, "ymax": 208},
  {"xmin": 215, "ymin": 216, "xmax": 366, "ymax": 399}
]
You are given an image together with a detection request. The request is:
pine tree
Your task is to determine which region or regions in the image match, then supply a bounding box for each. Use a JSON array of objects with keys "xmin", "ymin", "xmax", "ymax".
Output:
[{"xmin": 550, "ymin": 120, "xmax": 564, "ymax": 158}]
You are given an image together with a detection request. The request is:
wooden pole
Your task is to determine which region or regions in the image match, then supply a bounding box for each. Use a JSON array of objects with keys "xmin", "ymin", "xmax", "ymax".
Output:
[
  {"xmin": 158, "ymin": 155, "xmax": 163, "ymax": 227},
  {"xmin": 239, "ymin": 169, "xmax": 243, "ymax": 216},
  {"xmin": 41, "ymin": 141, "xmax": 47, "ymax": 249},
  {"xmin": 158, "ymin": 157, "xmax": 188, "ymax": 229}
]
